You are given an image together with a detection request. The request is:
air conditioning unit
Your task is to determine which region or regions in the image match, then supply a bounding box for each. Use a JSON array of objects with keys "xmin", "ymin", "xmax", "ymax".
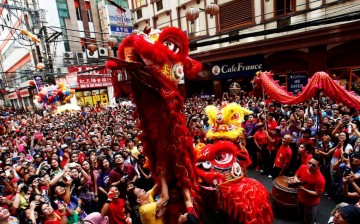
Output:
[
  {"xmin": 74, "ymin": 52, "xmax": 86, "ymax": 64},
  {"xmin": 63, "ymin": 52, "xmax": 74, "ymax": 59},
  {"xmin": 98, "ymin": 47, "xmax": 108, "ymax": 57},
  {"xmin": 86, "ymin": 49, "xmax": 99, "ymax": 59}
]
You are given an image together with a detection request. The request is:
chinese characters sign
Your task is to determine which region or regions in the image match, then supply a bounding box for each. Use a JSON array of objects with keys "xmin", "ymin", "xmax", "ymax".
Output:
[
  {"xmin": 66, "ymin": 66, "xmax": 113, "ymax": 89},
  {"xmin": 78, "ymin": 77, "xmax": 112, "ymax": 88}
]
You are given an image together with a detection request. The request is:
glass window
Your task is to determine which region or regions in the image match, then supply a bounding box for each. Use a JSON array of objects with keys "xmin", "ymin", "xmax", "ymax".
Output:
[
  {"xmin": 56, "ymin": 0, "xmax": 70, "ymax": 18},
  {"xmin": 275, "ymin": 0, "xmax": 296, "ymax": 16},
  {"xmin": 136, "ymin": 9, "xmax": 142, "ymax": 19},
  {"xmin": 76, "ymin": 7, "xmax": 82, "ymax": 21},
  {"xmin": 87, "ymin": 10, "xmax": 93, "ymax": 22},
  {"xmin": 135, "ymin": 0, "xmax": 146, "ymax": 8},
  {"xmin": 156, "ymin": 0, "xmax": 163, "ymax": 11}
]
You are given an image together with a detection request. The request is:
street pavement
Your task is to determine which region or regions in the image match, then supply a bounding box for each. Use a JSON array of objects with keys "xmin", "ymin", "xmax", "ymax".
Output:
[{"xmin": 247, "ymin": 167, "xmax": 337, "ymax": 224}]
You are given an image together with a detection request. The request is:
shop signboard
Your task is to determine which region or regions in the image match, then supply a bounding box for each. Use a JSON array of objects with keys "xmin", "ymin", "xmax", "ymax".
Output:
[
  {"xmin": 67, "ymin": 66, "xmax": 112, "ymax": 89},
  {"xmin": 7, "ymin": 89, "xmax": 30, "ymax": 100},
  {"xmin": 110, "ymin": 25, "xmax": 132, "ymax": 37},
  {"xmin": 55, "ymin": 73, "xmax": 78, "ymax": 89},
  {"xmin": 77, "ymin": 77, "xmax": 112, "ymax": 89},
  {"xmin": 211, "ymin": 55, "xmax": 264, "ymax": 79},
  {"xmin": 98, "ymin": 0, "xmax": 132, "ymax": 41},
  {"xmin": 107, "ymin": 5, "xmax": 132, "ymax": 27},
  {"xmin": 287, "ymin": 73, "xmax": 308, "ymax": 94}
]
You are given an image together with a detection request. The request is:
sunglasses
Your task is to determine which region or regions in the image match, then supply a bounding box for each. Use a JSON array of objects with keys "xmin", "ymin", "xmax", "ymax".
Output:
[{"xmin": 308, "ymin": 161, "xmax": 318, "ymax": 168}]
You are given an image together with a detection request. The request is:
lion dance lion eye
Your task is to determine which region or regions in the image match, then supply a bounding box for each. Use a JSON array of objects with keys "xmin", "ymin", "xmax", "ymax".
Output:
[
  {"xmin": 231, "ymin": 113, "xmax": 239, "ymax": 120},
  {"xmin": 214, "ymin": 153, "xmax": 233, "ymax": 165},
  {"xmin": 163, "ymin": 40, "xmax": 179, "ymax": 54}
]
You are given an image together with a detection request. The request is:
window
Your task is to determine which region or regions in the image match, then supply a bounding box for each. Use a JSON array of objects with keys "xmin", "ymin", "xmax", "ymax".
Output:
[
  {"xmin": 156, "ymin": 0, "xmax": 163, "ymax": 11},
  {"xmin": 219, "ymin": 0, "xmax": 253, "ymax": 31},
  {"xmin": 59, "ymin": 18, "xmax": 70, "ymax": 51},
  {"xmin": 56, "ymin": 0, "xmax": 70, "ymax": 18},
  {"xmin": 275, "ymin": 0, "xmax": 296, "ymax": 16},
  {"xmin": 228, "ymin": 30, "xmax": 239, "ymax": 44},
  {"xmin": 136, "ymin": 9, "xmax": 142, "ymax": 19},
  {"xmin": 134, "ymin": 0, "xmax": 146, "ymax": 8},
  {"xmin": 76, "ymin": 7, "xmax": 82, "ymax": 20},
  {"xmin": 87, "ymin": 10, "xmax": 93, "ymax": 22}
]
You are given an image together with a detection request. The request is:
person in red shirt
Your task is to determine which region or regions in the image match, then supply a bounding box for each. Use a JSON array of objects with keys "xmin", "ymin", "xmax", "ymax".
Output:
[
  {"xmin": 109, "ymin": 153, "xmax": 138, "ymax": 199},
  {"xmin": 266, "ymin": 113, "xmax": 278, "ymax": 131},
  {"xmin": 254, "ymin": 123, "xmax": 268, "ymax": 172},
  {"xmin": 266, "ymin": 129, "xmax": 281, "ymax": 178},
  {"xmin": 101, "ymin": 186, "xmax": 131, "ymax": 224},
  {"xmin": 299, "ymin": 129, "xmax": 315, "ymax": 149},
  {"xmin": 292, "ymin": 156, "xmax": 325, "ymax": 224},
  {"xmin": 298, "ymin": 143, "xmax": 313, "ymax": 167},
  {"xmin": 38, "ymin": 201, "xmax": 70, "ymax": 224},
  {"xmin": 272, "ymin": 134, "xmax": 293, "ymax": 178}
]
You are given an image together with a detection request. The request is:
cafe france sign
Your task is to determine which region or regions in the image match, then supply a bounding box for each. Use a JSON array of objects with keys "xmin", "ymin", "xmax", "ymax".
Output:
[{"xmin": 211, "ymin": 56, "xmax": 264, "ymax": 79}]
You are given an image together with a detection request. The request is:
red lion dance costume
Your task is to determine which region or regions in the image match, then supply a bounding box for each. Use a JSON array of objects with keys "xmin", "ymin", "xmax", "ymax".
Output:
[
  {"xmin": 196, "ymin": 103, "xmax": 273, "ymax": 224},
  {"xmin": 106, "ymin": 27, "xmax": 201, "ymax": 206},
  {"xmin": 106, "ymin": 27, "xmax": 273, "ymax": 223}
]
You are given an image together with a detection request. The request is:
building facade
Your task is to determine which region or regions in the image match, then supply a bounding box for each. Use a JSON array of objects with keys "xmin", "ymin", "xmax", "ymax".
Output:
[
  {"xmin": 127, "ymin": 0, "xmax": 360, "ymax": 98},
  {"xmin": 0, "ymin": 0, "xmax": 132, "ymax": 109}
]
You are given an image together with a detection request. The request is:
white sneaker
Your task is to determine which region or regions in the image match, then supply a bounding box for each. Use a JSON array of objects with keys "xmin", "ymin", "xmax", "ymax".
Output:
[
  {"xmin": 259, "ymin": 170, "xmax": 264, "ymax": 173},
  {"xmin": 268, "ymin": 175, "xmax": 272, "ymax": 178}
]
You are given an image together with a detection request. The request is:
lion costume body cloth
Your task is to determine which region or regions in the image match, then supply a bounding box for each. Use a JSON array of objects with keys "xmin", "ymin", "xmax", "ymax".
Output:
[{"xmin": 106, "ymin": 27, "xmax": 202, "ymax": 201}]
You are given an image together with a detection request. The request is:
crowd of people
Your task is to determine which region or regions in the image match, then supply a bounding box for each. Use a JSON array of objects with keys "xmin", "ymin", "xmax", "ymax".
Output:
[{"xmin": 0, "ymin": 91, "xmax": 360, "ymax": 224}]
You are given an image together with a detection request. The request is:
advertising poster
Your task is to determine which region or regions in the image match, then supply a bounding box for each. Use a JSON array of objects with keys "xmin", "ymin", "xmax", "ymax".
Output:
[
  {"xmin": 84, "ymin": 96, "xmax": 93, "ymax": 106},
  {"xmin": 100, "ymin": 94, "xmax": 109, "ymax": 104},
  {"xmin": 34, "ymin": 76, "xmax": 45, "ymax": 91},
  {"xmin": 92, "ymin": 95, "xmax": 101, "ymax": 105},
  {"xmin": 77, "ymin": 97, "xmax": 85, "ymax": 106},
  {"xmin": 287, "ymin": 73, "xmax": 308, "ymax": 94}
]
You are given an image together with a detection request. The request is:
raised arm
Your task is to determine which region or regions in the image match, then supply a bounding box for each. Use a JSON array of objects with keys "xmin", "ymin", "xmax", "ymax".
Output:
[{"xmin": 155, "ymin": 168, "xmax": 169, "ymax": 212}]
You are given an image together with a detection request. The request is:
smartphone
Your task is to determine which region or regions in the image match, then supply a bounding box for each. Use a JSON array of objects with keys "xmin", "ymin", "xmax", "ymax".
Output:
[{"xmin": 64, "ymin": 175, "xmax": 71, "ymax": 181}]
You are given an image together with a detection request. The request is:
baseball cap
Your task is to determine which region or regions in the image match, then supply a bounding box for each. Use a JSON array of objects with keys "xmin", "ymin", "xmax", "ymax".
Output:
[{"xmin": 339, "ymin": 205, "xmax": 360, "ymax": 224}]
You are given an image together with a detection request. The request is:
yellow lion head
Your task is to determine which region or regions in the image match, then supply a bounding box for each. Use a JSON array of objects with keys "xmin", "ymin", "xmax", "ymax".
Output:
[{"xmin": 205, "ymin": 102, "xmax": 253, "ymax": 141}]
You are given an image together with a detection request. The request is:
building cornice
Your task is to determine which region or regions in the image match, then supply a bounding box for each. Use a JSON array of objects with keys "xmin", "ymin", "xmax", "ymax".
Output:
[{"xmin": 190, "ymin": 20, "xmax": 360, "ymax": 63}]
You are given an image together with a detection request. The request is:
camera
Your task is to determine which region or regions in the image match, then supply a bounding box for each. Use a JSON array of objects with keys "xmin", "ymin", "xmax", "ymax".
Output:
[
  {"xmin": 123, "ymin": 175, "xmax": 129, "ymax": 181},
  {"xmin": 339, "ymin": 163, "xmax": 352, "ymax": 176}
]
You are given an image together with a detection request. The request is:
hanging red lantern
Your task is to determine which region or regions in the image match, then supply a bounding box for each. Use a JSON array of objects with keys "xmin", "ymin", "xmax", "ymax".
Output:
[
  {"xmin": 87, "ymin": 44, "xmax": 98, "ymax": 53},
  {"xmin": 185, "ymin": 7, "xmax": 199, "ymax": 23},
  {"xmin": 205, "ymin": 3, "xmax": 220, "ymax": 18},
  {"xmin": 107, "ymin": 38, "xmax": 118, "ymax": 47}
]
